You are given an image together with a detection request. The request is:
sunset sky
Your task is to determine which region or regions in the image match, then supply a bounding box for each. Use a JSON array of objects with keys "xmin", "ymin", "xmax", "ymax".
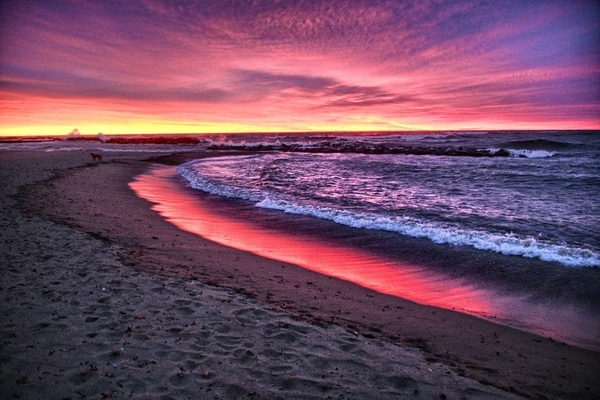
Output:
[{"xmin": 1, "ymin": 0, "xmax": 599, "ymax": 136}]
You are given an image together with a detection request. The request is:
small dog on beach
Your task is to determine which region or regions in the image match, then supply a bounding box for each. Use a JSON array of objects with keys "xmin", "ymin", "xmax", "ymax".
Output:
[{"xmin": 90, "ymin": 153, "xmax": 103, "ymax": 162}]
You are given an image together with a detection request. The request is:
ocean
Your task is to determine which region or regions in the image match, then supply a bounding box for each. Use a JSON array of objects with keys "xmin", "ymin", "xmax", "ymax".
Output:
[
  {"xmin": 179, "ymin": 131, "xmax": 600, "ymax": 268},
  {"xmin": 4, "ymin": 130, "xmax": 600, "ymax": 349}
]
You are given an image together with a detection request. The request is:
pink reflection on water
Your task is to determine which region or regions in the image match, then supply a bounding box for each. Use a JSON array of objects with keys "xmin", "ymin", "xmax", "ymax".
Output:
[
  {"xmin": 129, "ymin": 165, "xmax": 600, "ymax": 350},
  {"xmin": 130, "ymin": 165, "xmax": 496, "ymax": 315}
]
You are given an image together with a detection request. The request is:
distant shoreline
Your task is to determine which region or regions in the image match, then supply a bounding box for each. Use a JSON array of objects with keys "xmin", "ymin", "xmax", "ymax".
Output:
[{"xmin": 1, "ymin": 129, "xmax": 599, "ymax": 143}]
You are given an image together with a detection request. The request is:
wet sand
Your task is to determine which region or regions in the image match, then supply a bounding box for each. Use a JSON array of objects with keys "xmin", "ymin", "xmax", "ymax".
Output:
[
  {"xmin": 131, "ymin": 164, "xmax": 600, "ymax": 351},
  {"xmin": 2, "ymin": 149, "xmax": 599, "ymax": 399}
]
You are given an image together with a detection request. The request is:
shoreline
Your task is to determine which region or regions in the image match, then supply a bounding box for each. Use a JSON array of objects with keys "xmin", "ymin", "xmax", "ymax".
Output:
[
  {"xmin": 132, "ymin": 163, "xmax": 600, "ymax": 351},
  {"xmin": 3, "ymin": 149, "xmax": 600, "ymax": 399}
]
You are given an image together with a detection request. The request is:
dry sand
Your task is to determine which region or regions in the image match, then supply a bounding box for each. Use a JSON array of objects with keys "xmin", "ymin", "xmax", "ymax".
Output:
[{"xmin": 1, "ymin": 149, "xmax": 599, "ymax": 399}]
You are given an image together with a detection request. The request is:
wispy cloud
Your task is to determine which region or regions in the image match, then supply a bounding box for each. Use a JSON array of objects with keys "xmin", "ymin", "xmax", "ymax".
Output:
[{"xmin": 1, "ymin": 0, "xmax": 598, "ymax": 134}]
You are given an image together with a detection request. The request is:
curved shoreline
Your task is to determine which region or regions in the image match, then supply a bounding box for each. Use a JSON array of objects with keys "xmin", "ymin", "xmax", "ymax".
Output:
[
  {"xmin": 131, "ymin": 164, "xmax": 600, "ymax": 351},
  {"xmin": 5, "ymin": 149, "xmax": 600, "ymax": 399}
]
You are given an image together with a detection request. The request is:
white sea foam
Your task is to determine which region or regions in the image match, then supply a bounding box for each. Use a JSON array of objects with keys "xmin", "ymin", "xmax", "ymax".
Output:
[
  {"xmin": 177, "ymin": 161, "xmax": 599, "ymax": 268},
  {"xmin": 177, "ymin": 163, "xmax": 262, "ymax": 202},
  {"xmin": 45, "ymin": 147, "xmax": 85, "ymax": 152},
  {"xmin": 0, "ymin": 143, "xmax": 57, "ymax": 151},
  {"xmin": 254, "ymin": 198, "xmax": 599, "ymax": 268},
  {"xmin": 490, "ymin": 148, "xmax": 557, "ymax": 158},
  {"xmin": 0, "ymin": 143, "xmax": 188, "ymax": 153},
  {"xmin": 507, "ymin": 149, "xmax": 557, "ymax": 158}
]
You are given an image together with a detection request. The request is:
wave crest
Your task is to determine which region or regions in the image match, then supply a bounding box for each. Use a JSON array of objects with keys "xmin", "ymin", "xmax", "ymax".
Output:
[{"xmin": 178, "ymin": 161, "xmax": 597, "ymax": 268}]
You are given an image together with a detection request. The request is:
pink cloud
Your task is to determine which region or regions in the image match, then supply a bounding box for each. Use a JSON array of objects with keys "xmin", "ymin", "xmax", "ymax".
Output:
[{"xmin": 0, "ymin": 0, "xmax": 598, "ymax": 134}]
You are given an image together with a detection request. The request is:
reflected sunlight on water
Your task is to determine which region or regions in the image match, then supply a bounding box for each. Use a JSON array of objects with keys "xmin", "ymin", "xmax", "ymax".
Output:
[
  {"xmin": 130, "ymin": 164, "xmax": 600, "ymax": 350},
  {"xmin": 131, "ymin": 166, "xmax": 495, "ymax": 313}
]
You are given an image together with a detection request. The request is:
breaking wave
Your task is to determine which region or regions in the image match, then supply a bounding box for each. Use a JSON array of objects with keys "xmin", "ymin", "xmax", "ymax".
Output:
[
  {"xmin": 491, "ymin": 148, "xmax": 557, "ymax": 158},
  {"xmin": 177, "ymin": 161, "xmax": 598, "ymax": 268}
]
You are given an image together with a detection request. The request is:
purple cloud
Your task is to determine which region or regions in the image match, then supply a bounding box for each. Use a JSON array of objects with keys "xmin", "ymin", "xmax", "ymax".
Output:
[{"xmin": 0, "ymin": 0, "xmax": 598, "ymax": 131}]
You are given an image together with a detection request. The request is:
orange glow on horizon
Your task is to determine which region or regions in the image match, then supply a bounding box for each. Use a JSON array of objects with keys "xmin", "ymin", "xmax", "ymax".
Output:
[
  {"xmin": 1, "ymin": 88, "xmax": 598, "ymax": 137},
  {"xmin": 2, "ymin": 120, "xmax": 597, "ymax": 137},
  {"xmin": 2, "ymin": 94, "xmax": 598, "ymax": 138},
  {"xmin": 1, "ymin": 1, "xmax": 598, "ymax": 136}
]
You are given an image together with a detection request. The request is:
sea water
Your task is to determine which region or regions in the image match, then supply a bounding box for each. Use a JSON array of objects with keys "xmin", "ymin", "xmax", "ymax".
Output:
[{"xmin": 178, "ymin": 131, "xmax": 600, "ymax": 268}]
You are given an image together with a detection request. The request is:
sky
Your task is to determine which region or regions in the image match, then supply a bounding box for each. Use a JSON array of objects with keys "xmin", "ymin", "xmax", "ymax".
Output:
[{"xmin": 1, "ymin": 0, "xmax": 599, "ymax": 136}]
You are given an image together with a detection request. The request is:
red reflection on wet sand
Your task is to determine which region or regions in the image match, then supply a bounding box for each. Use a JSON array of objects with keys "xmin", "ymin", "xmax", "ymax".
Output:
[
  {"xmin": 130, "ymin": 165, "xmax": 497, "ymax": 315},
  {"xmin": 129, "ymin": 165, "xmax": 600, "ymax": 350}
]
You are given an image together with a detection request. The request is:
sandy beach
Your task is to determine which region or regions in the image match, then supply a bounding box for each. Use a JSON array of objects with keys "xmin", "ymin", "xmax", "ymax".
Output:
[{"xmin": 2, "ymin": 149, "xmax": 599, "ymax": 400}]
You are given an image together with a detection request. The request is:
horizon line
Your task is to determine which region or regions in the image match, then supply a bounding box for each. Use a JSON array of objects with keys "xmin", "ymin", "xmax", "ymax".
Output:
[{"xmin": 2, "ymin": 128, "xmax": 600, "ymax": 139}]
